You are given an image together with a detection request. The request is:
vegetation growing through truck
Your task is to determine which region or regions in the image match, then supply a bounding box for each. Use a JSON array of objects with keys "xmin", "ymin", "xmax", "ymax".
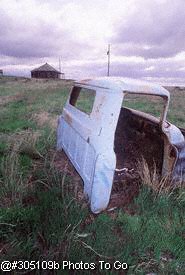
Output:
[
  {"xmin": 0, "ymin": 77, "xmax": 185, "ymax": 274},
  {"xmin": 58, "ymin": 79, "xmax": 185, "ymax": 214}
]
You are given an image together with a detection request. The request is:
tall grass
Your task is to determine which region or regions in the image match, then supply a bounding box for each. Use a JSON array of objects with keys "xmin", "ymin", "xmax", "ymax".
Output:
[{"xmin": 0, "ymin": 77, "xmax": 185, "ymax": 274}]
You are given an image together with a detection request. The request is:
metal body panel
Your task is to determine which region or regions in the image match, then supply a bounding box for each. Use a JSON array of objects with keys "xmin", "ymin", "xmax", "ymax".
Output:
[
  {"xmin": 77, "ymin": 77, "xmax": 169, "ymax": 97},
  {"xmin": 57, "ymin": 111, "xmax": 96, "ymax": 198},
  {"xmin": 57, "ymin": 77, "xmax": 185, "ymax": 213},
  {"xmin": 57, "ymin": 85, "xmax": 122, "ymax": 212}
]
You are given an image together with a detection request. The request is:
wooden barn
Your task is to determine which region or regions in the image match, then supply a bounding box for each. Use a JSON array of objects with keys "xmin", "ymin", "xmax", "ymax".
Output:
[{"xmin": 31, "ymin": 63, "xmax": 64, "ymax": 79}]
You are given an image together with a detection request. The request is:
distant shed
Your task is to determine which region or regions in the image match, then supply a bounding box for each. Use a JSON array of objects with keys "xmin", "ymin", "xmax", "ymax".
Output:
[
  {"xmin": 0, "ymin": 69, "xmax": 3, "ymax": 76},
  {"xmin": 31, "ymin": 63, "xmax": 64, "ymax": 79}
]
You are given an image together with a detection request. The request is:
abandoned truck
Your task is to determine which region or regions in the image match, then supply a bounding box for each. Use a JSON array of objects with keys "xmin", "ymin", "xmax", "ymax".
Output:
[{"xmin": 57, "ymin": 77, "xmax": 185, "ymax": 213}]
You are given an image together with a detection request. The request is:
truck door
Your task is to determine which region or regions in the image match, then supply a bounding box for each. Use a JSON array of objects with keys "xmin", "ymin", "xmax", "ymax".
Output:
[{"xmin": 57, "ymin": 86, "xmax": 96, "ymax": 197}]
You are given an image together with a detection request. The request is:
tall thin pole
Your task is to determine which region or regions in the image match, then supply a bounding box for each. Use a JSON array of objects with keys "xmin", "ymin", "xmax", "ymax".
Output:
[
  {"xmin": 59, "ymin": 57, "xmax": 61, "ymax": 73},
  {"xmin": 107, "ymin": 44, "xmax": 110, "ymax": 77}
]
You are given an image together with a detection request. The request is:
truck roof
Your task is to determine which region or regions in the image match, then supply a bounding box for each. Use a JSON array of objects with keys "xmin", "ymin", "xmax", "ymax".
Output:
[{"xmin": 76, "ymin": 77, "xmax": 169, "ymax": 98}]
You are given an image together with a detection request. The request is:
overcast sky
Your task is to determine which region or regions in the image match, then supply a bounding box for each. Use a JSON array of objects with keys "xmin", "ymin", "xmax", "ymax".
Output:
[{"xmin": 1, "ymin": 0, "xmax": 185, "ymax": 84}]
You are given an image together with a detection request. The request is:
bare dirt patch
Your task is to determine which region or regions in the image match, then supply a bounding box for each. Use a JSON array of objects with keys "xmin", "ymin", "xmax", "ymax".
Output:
[
  {"xmin": 32, "ymin": 111, "xmax": 58, "ymax": 129},
  {"xmin": 0, "ymin": 94, "xmax": 23, "ymax": 106},
  {"xmin": 54, "ymin": 150, "xmax": 81, "ymax": 180}
]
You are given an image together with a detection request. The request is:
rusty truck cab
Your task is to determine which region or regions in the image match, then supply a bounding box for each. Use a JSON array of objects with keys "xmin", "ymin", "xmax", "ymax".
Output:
[{"xmin": 57, "ymin": 77, "xmax": 185, "ymax": 213}]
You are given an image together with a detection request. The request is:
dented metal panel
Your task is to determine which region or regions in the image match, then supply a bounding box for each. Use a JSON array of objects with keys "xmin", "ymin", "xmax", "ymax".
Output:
[
  {"xmin": 77, "ymin": 77, "xmax": 170, "ymax": 97},
  {"xmin": 57, "ymin": 77, "xmax": 185, "ymax": 213}
]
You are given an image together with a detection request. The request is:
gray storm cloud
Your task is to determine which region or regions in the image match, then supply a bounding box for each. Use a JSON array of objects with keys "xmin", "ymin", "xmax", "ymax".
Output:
[
  {"xmin": 0, "ymin": 0, "xmax": 185, "ymax": 83},
  {"xmin": 0, "ymin": 0, "xmax": 92, "ymax": 59},
  {"xmin": 113, "ymin": 0, "xmax": 185, "ymax": 59}
]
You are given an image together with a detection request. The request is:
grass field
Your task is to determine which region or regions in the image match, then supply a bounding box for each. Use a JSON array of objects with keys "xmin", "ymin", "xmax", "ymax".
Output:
[{"xmin": 0, "ymin": 76, "xmax": 185, "ymax": 274}]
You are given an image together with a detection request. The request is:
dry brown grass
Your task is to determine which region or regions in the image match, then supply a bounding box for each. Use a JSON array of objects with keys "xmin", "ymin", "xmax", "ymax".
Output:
[
  {"xmin": 138, "ymin": 158, "xmax": 185, "ymax": 197},
  {"xmin": 32, "ymin": 111, "xmax": 58, "ymax": 129}
]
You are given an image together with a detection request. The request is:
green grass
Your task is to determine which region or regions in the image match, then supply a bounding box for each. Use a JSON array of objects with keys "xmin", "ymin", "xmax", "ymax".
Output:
[
  {"xmin": 0, "ymin": 76, "xmax": 185, "ymax": 274},
  {"xmin": 117, "ymin": 188, "xmax": 185, "ymax": 274},
  {"xmin": 74, "ymin": 88, "xmax": 96, "ymax": 114},
  {"xmin": 123, "ymin": 94, "xmax": 164, "ymax": 119},
  {"xmin": 123, "ymin": 90, "xmax": 185, "ymax": 128}
]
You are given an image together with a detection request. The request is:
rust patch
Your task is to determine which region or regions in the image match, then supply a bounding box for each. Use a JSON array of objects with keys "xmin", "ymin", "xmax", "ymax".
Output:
[
  {"xmin": 114, "ymin": 107, "xmax": 164, "ymax": 172},
  {"xmin": 64, "ymin": 113, "xmax": 73, "ymax": 125},
  {"xmin": 108, "ymin": 106, "xmax": 165, "ymax": 208}
]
